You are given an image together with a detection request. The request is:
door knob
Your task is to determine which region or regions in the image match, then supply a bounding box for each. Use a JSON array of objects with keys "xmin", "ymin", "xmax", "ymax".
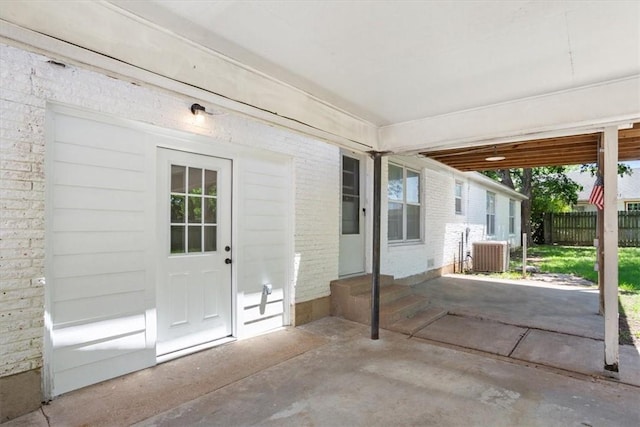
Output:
[{"xmin": 225, "ymin": 258, "xmax": 232, "ymax": 264}]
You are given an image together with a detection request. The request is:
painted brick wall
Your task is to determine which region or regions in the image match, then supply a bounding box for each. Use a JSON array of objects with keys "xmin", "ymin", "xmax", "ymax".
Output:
[
  {"xmin": 0, "ymin": 44, "xmax": 338, "ymax": 378},
  {"xmin": 381, "ymin": 157, "xmax": 520, "ymax": 279}
]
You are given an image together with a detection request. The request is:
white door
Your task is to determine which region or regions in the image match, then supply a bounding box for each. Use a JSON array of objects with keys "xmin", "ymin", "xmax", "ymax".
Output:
[
  {"xmin": 339, "ymin": 154, "xmax": 366, "ymax": 276},
  {"xmin": 156, "ymin": 149, "xmax": 233, "ymax": 356}
]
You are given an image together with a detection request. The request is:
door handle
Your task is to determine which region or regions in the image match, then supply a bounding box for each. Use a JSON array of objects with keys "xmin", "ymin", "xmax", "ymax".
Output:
[{"xmin": 225, "ymin": 258, "xmax": 232, "ymax": 265}]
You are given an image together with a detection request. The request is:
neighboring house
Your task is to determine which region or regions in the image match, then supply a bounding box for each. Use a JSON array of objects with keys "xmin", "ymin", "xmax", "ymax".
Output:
[
  {"xmin": 568, "ymin": 168, "xmax": 640, "ymax": 212},
  {"xmin": 0, "ymin": 45, "xmax": 524, "ymax": 409}
]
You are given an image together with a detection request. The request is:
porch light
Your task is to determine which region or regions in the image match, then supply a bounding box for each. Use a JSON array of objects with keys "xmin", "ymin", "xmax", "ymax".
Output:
[
  {"xmin": 190, "ymin": 103, "xmax": 206, "ymax": 116},
  {"xmin": 485, "ymin": 146, "xmax": 506, "ymax": 162},
  {"xmin": 190, "ymin": 102, "xmax": 226, "ymax": 122}
]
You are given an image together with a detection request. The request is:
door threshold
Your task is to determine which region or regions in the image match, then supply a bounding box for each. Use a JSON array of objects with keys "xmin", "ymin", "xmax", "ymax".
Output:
[{"xmin": 157, "ymin": 336, "xmax": 236, "ymax": 364}]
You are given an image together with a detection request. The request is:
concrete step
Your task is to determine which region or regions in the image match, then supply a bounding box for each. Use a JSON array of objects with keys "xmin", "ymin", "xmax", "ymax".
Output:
[
  {"xmin": 331, "ymin": 274, "xmax": 395, "ymax": 320},
  {"xmin": 330, "ymin": 274, "xmax": 395, "ymax": 296},
  {"xmin": 380, "ymin": 294, "xmax": 430, "ymax": 328},
  {"xmin": 387, "ymin": 307, "xmax": 448, "ymax": 336},
  {"xmin": 353, "ymin": 284, "xmax": 413, "ymax": 304}
]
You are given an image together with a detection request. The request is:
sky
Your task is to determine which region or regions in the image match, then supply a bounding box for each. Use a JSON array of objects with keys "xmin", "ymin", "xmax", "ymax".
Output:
[{"xmin": 624, "ymin": 160, "xmax": 640, "ymax": 168}]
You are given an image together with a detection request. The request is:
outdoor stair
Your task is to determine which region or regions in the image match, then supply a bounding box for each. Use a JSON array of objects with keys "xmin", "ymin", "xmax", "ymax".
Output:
[{"xmin": 330, "ymin": 274, "xmax": 431, "ymax": 329}]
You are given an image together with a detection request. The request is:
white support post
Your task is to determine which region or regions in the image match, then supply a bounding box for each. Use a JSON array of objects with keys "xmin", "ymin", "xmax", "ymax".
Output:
[{"xmin": 602, "ymin": 126, "xmax": 619, "ymax": 373}]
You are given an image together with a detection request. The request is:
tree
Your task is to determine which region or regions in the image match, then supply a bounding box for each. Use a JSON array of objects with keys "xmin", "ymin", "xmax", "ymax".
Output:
[{"xmin": 483, "ymin": 164, "xmax": 632, "ymax": 245}]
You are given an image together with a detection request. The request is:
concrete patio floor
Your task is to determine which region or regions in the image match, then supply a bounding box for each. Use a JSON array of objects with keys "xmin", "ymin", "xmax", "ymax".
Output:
[
  {"xmin": 412, "ymin": 274, "xmax": 605, "ymax": 339},
  {"xmin": 410, "ymin": 274, "xmax": 640, "ymax": 386},
  {"xmin": 6, "ymin": 316, "xmax": 640, "ymax": 426}
]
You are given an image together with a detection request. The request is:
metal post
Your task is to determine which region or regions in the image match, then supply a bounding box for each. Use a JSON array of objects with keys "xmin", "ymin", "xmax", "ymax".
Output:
[
  {"xmin": 460, "ymin": 232, "xmax": 464, "ymax": 272},
  {"xmin": 369, "ymin": 151, "xmax": 384, "ymax": 340},
  {"xmin": 596, "ymin": 134, "xmax": 605, "ymax": 315},
  {"xmin": 522, "ymin": 233, "xmax": 527, "ymax": 278}
]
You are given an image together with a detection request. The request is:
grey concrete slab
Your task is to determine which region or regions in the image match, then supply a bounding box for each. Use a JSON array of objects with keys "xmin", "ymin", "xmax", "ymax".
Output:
[
  {"xmin": 620, "ymin": 345, "xmax": 640, "ymax": 387},
  {"xmin": 511, "ymin": 329, "xmax": 604, "ymax": 375},
  {"xmin": 413, "ymin": 314, "xmax": 528, "ymax": 356},
  {"xmin": 412, "ymin": 274, "xmax": 604, "ymax": 339},
  {"xmin": 136, "ymin": 318, "xmax": 640, "ymax": 427},
  {"xmin": 512, "ymin": 329, "xmax": 640, "ymax": 387},
  {"xmin": 1, "ymin": 410, "xmax": 48, "ymax": 427},
  {"xmin": 5, "ymin": 328, "xmax": 326, "ymax": 427},
  {"xmin": 6, "ymin": 318, "xmax": 640, "ymax": 426},
  {"xmin": 387, "ymin": 306, "xmax": 447, "ymax": 335}
]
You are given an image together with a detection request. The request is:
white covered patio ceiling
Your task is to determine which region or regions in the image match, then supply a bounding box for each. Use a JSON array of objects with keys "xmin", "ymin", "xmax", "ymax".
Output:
[{"xmin": 1, "ymin": 0, "xmax": 639, "ymax": 153}]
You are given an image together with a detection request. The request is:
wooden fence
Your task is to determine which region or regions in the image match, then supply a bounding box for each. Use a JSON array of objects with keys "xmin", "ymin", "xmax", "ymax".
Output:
[{"xmin": 543, "ymin": 211, "xmax": 640, "ymax": 246}]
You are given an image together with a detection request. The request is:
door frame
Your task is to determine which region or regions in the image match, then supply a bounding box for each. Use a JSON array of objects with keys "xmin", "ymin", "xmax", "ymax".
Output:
[
  {"xmin": 155, "ymin": 147, "xmax": 235, "ymax": 360},
  {"xmin": 339, "ymin": 150, "xmax": 368, "ymax": 277}
]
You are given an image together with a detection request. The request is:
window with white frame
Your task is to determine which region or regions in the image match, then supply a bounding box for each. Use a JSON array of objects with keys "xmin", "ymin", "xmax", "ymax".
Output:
[
  {"xmin": 509, "ymin": 199, "xmax": 515, "ymax": 234},
  {"xmin": 626, "ymin": 201, "xmax": 640, "ymax": 212},
  {"xmin": 455, "ymin": 181, "xmax": 463, "ymax": 214},
  {"xmin": 388, "ymin": 163, "xmax": 421, "ymax": 242},
  {"xmin": 486, "ymin": 191, "xmax": 496, "ymax": 236}
]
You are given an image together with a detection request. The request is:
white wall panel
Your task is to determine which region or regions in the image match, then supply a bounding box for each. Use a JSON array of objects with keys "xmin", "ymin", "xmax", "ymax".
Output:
[
  {"xmin": 47, "ymin": 110, "xmax": 154, "ymax": 396},
  {"xmin": 236, "ymin": 154, "xmax": 293, "ymax": 337}
]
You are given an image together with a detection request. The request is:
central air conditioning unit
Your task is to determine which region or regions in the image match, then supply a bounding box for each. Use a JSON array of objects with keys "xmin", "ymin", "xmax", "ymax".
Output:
[{"xmin": 473, "ymin": 241, "xmax": 510, "ymax": 272}]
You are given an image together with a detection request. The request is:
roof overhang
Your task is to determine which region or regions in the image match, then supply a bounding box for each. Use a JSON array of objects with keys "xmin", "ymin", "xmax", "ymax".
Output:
[{"xmin": 421, "ymin": 123, "xmax": 640, "ymax": 171}]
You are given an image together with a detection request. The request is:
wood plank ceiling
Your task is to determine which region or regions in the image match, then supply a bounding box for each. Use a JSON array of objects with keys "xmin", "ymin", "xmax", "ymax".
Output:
[{"xmin": 421, "ymin": 123, "xmax": 640, "ymax": 171}]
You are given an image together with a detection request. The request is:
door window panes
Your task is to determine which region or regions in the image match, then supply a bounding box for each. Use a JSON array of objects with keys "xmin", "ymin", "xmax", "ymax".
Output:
[
  {"xmin": 170, "ymin": 165, "xmax": 218, "ymax": 254},
  {"xmin": 171, "ymin": 165, "xmax": 186, "ymax": 193},
  {"xmin": 342, "ymin": 156, "xmax": 360, "ymax": 235},
  {"xmin": 170, "ymin": 226, "xmax": 185, "ymax": 254},
  {"xmin": 188, "ymin": 167, "xmax": 202, "ymax": 194}
]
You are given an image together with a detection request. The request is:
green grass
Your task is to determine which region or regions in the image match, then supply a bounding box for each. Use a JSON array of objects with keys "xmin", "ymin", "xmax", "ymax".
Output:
[
  {"xmin": 525, "ymin": 246, "xmax": 640, "ymax": 292},
  {"xmin": 521, "ymin": 245, "xmax": 640, "ymax": 345}
]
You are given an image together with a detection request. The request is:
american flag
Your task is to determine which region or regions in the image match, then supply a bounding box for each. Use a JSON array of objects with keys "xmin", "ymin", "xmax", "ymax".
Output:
[{"xmin": 589, "ymin": 174, "xmax": 604, "ymax": 210}]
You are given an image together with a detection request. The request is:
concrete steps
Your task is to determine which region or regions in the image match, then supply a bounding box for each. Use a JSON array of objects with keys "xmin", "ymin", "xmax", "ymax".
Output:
[{"xmin": 330, "ymin": 274, "xmax": 430, "ymax": 329}]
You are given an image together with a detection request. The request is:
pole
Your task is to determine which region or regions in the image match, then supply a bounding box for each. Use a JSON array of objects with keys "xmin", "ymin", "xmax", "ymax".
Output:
[
  {"xmin": 522, "ymin": 233, "xmax": 527, "ymax": 278},
  {"xmin": 596, "ymin": 134, "xmax": 605, "ymax": 315},
  {"xmin": 602, "ymin": 126, "xmax": 619, "ymax": 373},
  {"xmin": 369, "ymin": 151, "xmax": 384, "ymax": 340}
]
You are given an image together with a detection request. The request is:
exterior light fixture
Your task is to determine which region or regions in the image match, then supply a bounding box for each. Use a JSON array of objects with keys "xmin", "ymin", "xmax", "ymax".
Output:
[
  {"xmin": 485, "ymin": 146, "xmax": 506, "ymax": 162},
  {"xmin": 190, "ymin": 103, "xmax": 226, "ymax": 122},
  {"xmin": 190, "ymin": 103, "xmax": 206, "ymax": 116}
]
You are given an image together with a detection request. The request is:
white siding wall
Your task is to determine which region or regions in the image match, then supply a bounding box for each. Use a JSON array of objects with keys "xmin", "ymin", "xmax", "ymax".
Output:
[
  {"xmin": 0, "ymin": 44, "xmax": 339, "ymax": 380},
  {"xmin": 46, "ymin": 112, "xmax": 155, "ymax": 396}
]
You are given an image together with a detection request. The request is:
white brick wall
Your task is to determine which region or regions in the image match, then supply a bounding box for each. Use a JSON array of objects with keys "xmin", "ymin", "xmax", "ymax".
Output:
[
  {"xmin": 381, "ymin": 157, "xmax": 522, "ymax": 279},
  {"xmin": 0, "ymin": 44, "xmax": 339, "ymax": 378}
]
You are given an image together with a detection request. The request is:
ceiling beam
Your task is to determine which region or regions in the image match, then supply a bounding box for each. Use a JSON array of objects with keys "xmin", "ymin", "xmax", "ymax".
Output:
[{"xmin": 381, "ymin": 75, "xmax": 640, "ymax": 154}]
